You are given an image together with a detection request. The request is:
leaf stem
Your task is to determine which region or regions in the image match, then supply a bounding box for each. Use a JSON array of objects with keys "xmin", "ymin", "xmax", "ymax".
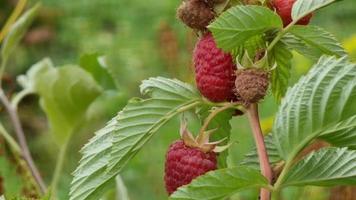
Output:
[
  {"xmin": 246, "ymin": 103, "xmax": 272, "ymax": 200},
  {"xmin": 199, "ymin": 103, "xmax": 239, "ymax": 134},
  {"xmin": 11, "ymin": 89, "xmax": 33, "ymax": 108},
  {"xmin": 0, "ymin": 0, "xmax": 28, "ymax": 43},
  {"xmin": 266, "ymin": 21, "xmax": 297, "ymax": 52},
  {"xmin": 51, "ymin": 139, "xmax": 70, "ymax": 199},
  {"xmin": 0, "ymin": 89, "xmax": 46, "ymax": 194},
  {"xmin": 0, "ymin": 122, "xmax": 21, "ymax": 154}
]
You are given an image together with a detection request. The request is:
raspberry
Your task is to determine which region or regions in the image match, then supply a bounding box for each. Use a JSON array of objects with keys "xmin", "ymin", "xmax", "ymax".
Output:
[
  {"xmin": 271, "ymin": 0, "xmax": 313, "ymax": 27},
  {"xmin": 177, "ymin": 0, "xmax": 215, "ymax": 30},
  {"xmin": 235, "ymin": 69, "xmax": 269, "ymax": 104},
  {"xmin": 193, "ymin": 33, "xmax": 237, "ymax": 102},
  {"xmin": 164, "ymin": 140, "xmax": 217, "ymax": 195}
]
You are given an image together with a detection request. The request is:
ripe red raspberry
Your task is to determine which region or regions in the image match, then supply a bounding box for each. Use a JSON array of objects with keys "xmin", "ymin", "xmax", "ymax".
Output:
[
  {"xmin": 193, "ymin": 33, "xmax": 237, "ymax": 102},
  {"xmin": 164, "ymin": 140, "xmax": 217, "ymax": 195},
  {"xmin": 271, "ymin": 0, "xmax": 313, "ymax": 27}
]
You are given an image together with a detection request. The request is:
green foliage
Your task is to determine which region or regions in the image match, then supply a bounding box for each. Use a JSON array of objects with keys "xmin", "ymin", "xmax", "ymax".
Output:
[
  {"xmin": 288, "ymin": 26, "xmax": 346, "ymax": 58},
  {"xmin": 208, "ymin": 5, "xmax": 282, "ymax": 51},
  {"xmin": 79, "ymin": 53, "xmax": 116, "ymax": 90},
  {"xmin": 291, "ymin": 0, "xmax": 340, "ymax": 22},
  {"xmin": 17, "ymin": 58, "xmax": 54, "ymax": 92},
  {"xmin": 272, "ymin": 56, "xmax": 356, "ymax": 160},
  {"xmin": 241, "ymin": 135, "xmax": 282, "ymax": 169},
  {"xmin": 169, "ymin": 166, "xmax": 269, "ymax": 200},
  {"xmin": 319, "ymin": 115, "xmax": 356, "ymax": 149},
  {"xmin": 0, "ymin": 157, "xmax": 23, "ymax": 198},
  {"xmin": 25, "ymin": 59, "xmax": 102, "ymax": 144},
  {"xmin": 269, "ymin": 41, "xmax": 293, "ymax": 101},
  {"xmin": 0, "ymin": 3, "xmax": 40, "ymax": 65},
  {"xmin": 70, "ymin": 77, "xmax": 204, "ymax": 200},
  {"xmin": 282, "ymin": 147, "xmax": 356, "ymax": 186}
]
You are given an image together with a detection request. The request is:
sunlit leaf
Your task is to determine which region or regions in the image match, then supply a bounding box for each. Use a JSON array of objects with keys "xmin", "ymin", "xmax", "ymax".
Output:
[
  {"xmin": 208, "ymin": 5, "xmax": 282, "ymax": 51},
  {"xmin": 34, "ymin": 65, "xmax": 102, "ymax": 144}
]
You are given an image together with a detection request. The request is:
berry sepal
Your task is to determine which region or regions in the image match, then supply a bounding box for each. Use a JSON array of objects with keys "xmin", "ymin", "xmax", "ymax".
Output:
[{"xmin": 180, "ymin": 120, "xmax": 229, "ymax": 153}]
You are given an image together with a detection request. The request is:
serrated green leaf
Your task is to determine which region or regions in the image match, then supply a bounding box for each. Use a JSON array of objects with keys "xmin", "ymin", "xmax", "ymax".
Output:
[
  {"xmin": 282, "ymin": 147, "xmax": 356, "ymax": 187},
  {"xmin": 270, "ymin": 41, "xmax": 293, "ymax": 102},
  {"xmin": 241, "ymin": 134, "xmax": 283, "ymax": 169},
  {"xmin": 319, "ymin": 115, "xmax": 356, "ymax": 149},
  {"xmin": 291, "ymin": 0, "xmax": 340, "ymax": 22},
  {"xmin": 35, "ymin": 65, "xmax": 102, "ymax": 144},
  {"xmin": 281, "ymin": 33, "xmax": 324, "ymax": 61},
  {"xmin": 289, "ymin": 25, "xmax": 346, "ymax": 58},
  {"xmin": 273, "ymin": 56, "xmax": 356, "ymax": 161},
  {"xmin": 1, "ymin": 4, "xmax": 40, "ymax": 64},
  {"xmin": 16, "ymin": 58, "xmax": 54, "ymax": 92},
  {"xmin": 70, "ymin": 77, "xmax": 202, "ymax": 200},
  {"xmin": 79, "ymin": 53, "xmax": 116, "ymax": 89},
  {"xmin": 169, "ymin": 166, "xmax": 269, "ymax": 200},
  {"xmin": 208, "ymin": 5, "xmax": 282, "ymax": 51}
]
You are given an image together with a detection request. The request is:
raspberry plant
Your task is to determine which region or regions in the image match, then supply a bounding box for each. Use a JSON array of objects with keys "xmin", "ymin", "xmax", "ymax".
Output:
[{"xmin": 0, "ymin": 0, "xmax": 355, "ymax": 199}]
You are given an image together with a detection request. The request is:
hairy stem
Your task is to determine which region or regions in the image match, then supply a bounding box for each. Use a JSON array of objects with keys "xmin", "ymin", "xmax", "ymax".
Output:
[
  {"xmin": 51, "ymin": 139, "xmax": 70, "ymax": 198},
  {"xmin": 0, "ymin": 89, "xmax": 46, "ymax": 194},
  {"xmin": 247, "ymin": 103, "xmax": 272, "ymax": 200}
]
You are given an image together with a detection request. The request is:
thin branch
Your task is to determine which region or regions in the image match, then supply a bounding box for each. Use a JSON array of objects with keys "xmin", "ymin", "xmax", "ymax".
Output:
[
  {"xmin": 0, "ymin": 89, "xmax": 46, "ymax": 194},
  {"xmin": 247, "ymin": 103, "xmax": 272, "ymax": 200}
]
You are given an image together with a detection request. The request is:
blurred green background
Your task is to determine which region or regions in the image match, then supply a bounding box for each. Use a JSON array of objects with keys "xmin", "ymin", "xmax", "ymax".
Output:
[{"xmin": 0, "ymin": 0, "xmax": 356, "ymax": 199}]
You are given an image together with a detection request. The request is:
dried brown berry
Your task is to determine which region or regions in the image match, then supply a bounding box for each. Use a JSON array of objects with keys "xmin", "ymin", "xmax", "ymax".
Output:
[
  {"xmin": 177, "ymin": 0, "xmax": 215, "ymax": 30},
  {"xmin": 235, "ymin": 69, "xmax": 269, "ymax": 104}
]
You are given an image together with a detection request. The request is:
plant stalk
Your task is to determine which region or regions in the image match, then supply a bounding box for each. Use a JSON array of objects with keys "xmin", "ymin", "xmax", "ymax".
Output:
[
  {"xmin": 0, "ymin": 89, "xmax": 46, "ymax": 194},
  {"xmin": 51, "ymin": 139, "xmax": 70, "ymax": 199},
  {"xmin": 247, "ymin": 103, "xmax": 272, "ymax": 200}
]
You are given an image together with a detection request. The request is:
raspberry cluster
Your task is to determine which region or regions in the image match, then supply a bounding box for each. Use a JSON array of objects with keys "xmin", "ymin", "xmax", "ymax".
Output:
[{"xmin": 165, "ymin": 0, "xmax": 314, "ymax": 195}]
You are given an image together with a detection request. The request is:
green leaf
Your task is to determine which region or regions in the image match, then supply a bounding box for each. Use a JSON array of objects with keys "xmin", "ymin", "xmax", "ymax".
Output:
[
  {"xmin": 198, "ymin": 107, "xmax": 234, "ymax": 168},
  {"xmin": 270, "ymin": 41, "xmax": 293, "ymax": 102},
  {"xmin": 1, "ymin": 4, "xmax": 40, "ymax": 64},
  {"xmin": 272, "ymin": 56, "xmax": 356, "ymax": 161},
  {"xmin": 291, "ymin": 0, "xmax": 340, "ymax": 22},
  {"xmin": 241, "ymin": 134, "xmax": 283, "ymax": 169},
  {"xmin": 70, "ymin": 77, "xmax": 202, "ymax": 200},
  {"xmin": 319, "ymin": 115, "xmax": 356, "ymax": 149},
  {"xmin": 79, "ymin": 53, "xmax": 116, "ymax": 89},
  {"xmin": 34, "ymin": 65, "xmax": 102, "ymax": 144},
  {"xmin": 16, "ymin": 58, "xmax": 54, "ymax": 92},
  {"xmin": 289, "ymin": 25, "xmax": 346, "ymax": 58},
  {"xmin": 281, "ymin": 33, "xmax": 324, "ymax": 61},
  {"xmin": 282, "ymin": 147, "xmax": 356, "ymax": 187},
  {"xmin": 169, "ymin": 166, "xmax": 269, "ymax": 200},
  {"xmin": 208, "ymin": 5, "xmax": 282, "ymax": 51}
]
